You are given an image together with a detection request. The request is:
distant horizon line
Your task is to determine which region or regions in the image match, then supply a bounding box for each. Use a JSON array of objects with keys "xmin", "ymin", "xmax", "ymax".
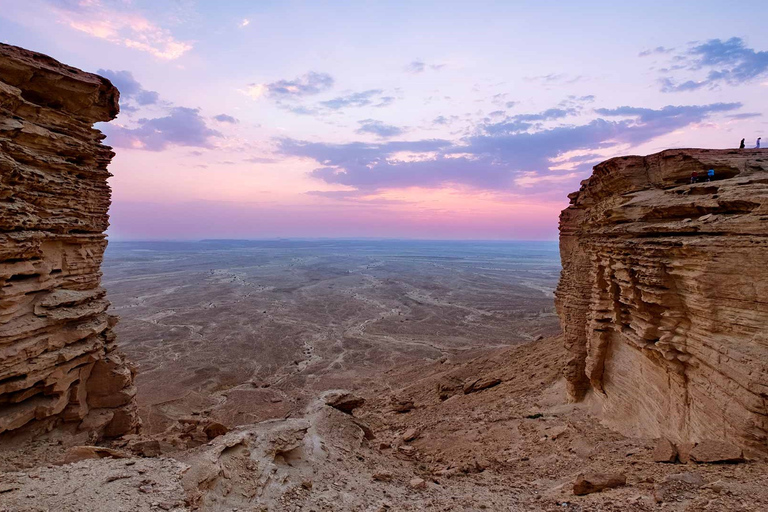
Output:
[{"xmin": 107, "ymin": 237, "xmax": 560, "ymax": 243}]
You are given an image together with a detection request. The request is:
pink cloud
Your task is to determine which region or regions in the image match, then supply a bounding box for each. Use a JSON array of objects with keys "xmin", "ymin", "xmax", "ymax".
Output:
[{"xmin": 52, "ymin": 1, "xmax": 192, "ymax": 60}]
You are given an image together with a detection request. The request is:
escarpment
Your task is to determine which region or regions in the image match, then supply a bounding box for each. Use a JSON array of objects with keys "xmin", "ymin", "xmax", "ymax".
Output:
[
  {"xmin": 0, "ymin": 43, "xmax": 139, "ymax": 438},
  {"xmin": 556, "ymin": 148, "xmax": 768, "ymax": 455}
]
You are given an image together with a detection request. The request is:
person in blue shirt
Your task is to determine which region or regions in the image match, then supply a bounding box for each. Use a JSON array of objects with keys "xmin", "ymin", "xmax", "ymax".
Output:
[{"xmin": 706, "ymin": 169, "xmax": 715, "ymax": 182}]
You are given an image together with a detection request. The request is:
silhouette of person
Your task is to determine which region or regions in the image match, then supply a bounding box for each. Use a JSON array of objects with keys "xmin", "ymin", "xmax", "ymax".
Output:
[
  {"xmin": 740, "ymin": 138, "xmax": 745, "ymax": 149},
  {"xmin": 758, "ymin": 137, "xmax": 762, "ymax": 149}
]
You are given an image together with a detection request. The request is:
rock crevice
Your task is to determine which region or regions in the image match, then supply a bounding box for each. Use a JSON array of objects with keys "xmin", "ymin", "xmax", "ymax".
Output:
[
  {"xmin": 556, "ymin": 148, "xmax": 768, "ymax": 455},
  {"xmin": 0, "ymin": 43, "xmax": 139, "ymax": 438}
]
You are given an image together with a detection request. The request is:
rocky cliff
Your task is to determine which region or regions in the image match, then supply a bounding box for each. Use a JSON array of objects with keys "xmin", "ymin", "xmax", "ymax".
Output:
[
  {"xmin": 556, "ymin": 148, "xmax": 768, "ymax": 455},
  {"xmin": 0, "ymin": 43, "xmax": 139, "ymax": 438}
]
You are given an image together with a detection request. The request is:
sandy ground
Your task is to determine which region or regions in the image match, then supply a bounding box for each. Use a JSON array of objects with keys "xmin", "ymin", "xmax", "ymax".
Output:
[{"xmin": 2, "ymin": 336, "xmax": 767, "ymax": 511}]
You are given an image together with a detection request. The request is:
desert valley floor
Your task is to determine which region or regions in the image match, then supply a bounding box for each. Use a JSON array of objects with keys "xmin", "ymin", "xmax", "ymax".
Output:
[{"xmin": 102, "ymin": 240, "xmax": 561, "ymax": 433}]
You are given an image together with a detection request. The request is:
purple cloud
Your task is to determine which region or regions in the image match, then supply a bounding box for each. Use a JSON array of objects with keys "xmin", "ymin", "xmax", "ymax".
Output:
[
  {"xmin": 262, "ymin": 72, "xmax": 334, "ymax": 98},
  {"xmin": 356, "ymin": 119, "xmax": 405, "ymax": 138},
  {"xmin": 102, "ymin": 107, "xmax": 222, "ymax": 151},
  {"xmin": 280, "ymin": 102, "xmax": 742, "ymax": 193},
  {"xmin": 659, "ymin": 37, "xmax": 768, "ymax": 92},
  {"xmin": 213, "ymin": 114, "xmax": 239, "ymax": 123},
  {"xmin": 97, "ymin": 69, "xmax": 159, "ymax": 107}
]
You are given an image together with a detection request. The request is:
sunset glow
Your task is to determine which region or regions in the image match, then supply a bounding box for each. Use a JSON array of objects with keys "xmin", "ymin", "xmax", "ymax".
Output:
[{"xmin": 2, "ymin": 0, "xmax": 766, "ymax": 240}]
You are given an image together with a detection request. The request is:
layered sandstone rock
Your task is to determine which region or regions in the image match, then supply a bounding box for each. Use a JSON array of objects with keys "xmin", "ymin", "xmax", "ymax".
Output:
[
  {"xmin": 0, "ymin": 43, "xmax": 139, "ymax": 438},
  {"xmin": 556, "ymin": 148, "xmax": 768, "ymax": 455}
]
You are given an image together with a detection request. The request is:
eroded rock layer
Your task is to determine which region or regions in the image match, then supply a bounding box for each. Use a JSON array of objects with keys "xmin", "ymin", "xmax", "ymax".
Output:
[
  {"xmin": 0, "ymin": 43, "xmax": 139, "ymax": 438},
  {"xmin": 556, "ymin": 148, "xmax": 768, "ymax": 455}
]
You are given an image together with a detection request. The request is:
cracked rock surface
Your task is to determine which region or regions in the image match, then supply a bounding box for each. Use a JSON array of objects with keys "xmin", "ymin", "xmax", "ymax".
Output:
[
  {"xmin": 0, "ymin": 43, "xmax": 139, "ymax": 440},
  {"xmin": 556, "ymin": 148, "xmax": 768, "ymax": 456}
]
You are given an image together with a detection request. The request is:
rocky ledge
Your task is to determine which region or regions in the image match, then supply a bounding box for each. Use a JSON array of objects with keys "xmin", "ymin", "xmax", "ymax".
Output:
[
  {"xmin": 0, "ymin": 43, "xmax": 139, "ymax": 438},
  {"xmin": 556, "ymin": 148, "xmax": 768, "ymax": 456}
]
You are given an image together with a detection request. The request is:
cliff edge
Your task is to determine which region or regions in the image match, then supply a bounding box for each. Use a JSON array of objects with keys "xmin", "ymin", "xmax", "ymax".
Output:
[
  {"xmin": 556, "ymin": 148, "xmax": 768, "ymax": 455},
  {"xmin": 0, "ymin": 43, "xmax": 139, "ymax": 438}
]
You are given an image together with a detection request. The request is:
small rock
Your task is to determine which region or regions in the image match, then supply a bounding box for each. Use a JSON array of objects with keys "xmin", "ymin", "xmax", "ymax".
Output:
[
  {"xmin": 63, "ymin": 446, "xmax": 129, "ymax": 464},
  {"xmin": 402, "ymin": 428, "xmax": 420, "ymax": 442},
  {"xmin": 573, "ymin": 473, "xmax": 626, "ymax": 496},
  {"xmin": 373, "ymin": 471, "xmax": 393, "ymax": 482},
  {"xmin": 653, "ymin": 471, "xmax": 706, "ymax": 503},
  {"xmin": 436, "ymin": 378, "xmax": 463, "ymax": 401},
  {"xmin": 378, "ymin": 442, "xmax": 391, "ymax": 450},
  {"xmin": 326, "ymin": 392, "xmax": 366, "ymax": 414},
  {"xmin": 702, "ymin": 479, "xmax": 726, "ymax": 493},
  {"xmin": 129, "ymin": 439, "xmax": 162, "ymax": 457},
  {"xmin": 352, "ymin": 418, "xmax": 376, "ymax": 440},
  {"xmin": 547, "ymin": 425, "xmax": 568, "ymax": 440},
  {"xmin": 463, "ymin": 377, "xmax": 501, "ymax": 394},
  {"xmin": 391, "ymin": 399, "xmax": 415, "ymax": 413},
  {"xmin": 398, "ymin": 445, "xmax": 416, "ymax": 456},
  {"xmin": 409, "ymin": 477, "xmax": 426, "ymax": 490},
  {"xmin": 105, "ymin": 473, "xmax": 131, "ymax": 483},
  {"xmin": 664, "ymin": 472, "xmax": 705, "ymax": 487},
  {"xmin": 652, "ymin": 438, "xmax": 678, "ymax": 463},
  {"xmin": 677, "ymin": 441, "xmax": 696, "ymax": 463},
  {"xmin": 204, "ymin": 422, "xmax": 229, "ymax": 440},
  {"xmin": 0, "ymin": 483, "xmax": 20, "ymax": 493},
  {"xmin": 689, "ymin": 440, "xmax": 744, "ymax": 463},
  {"xmin": 301, "ymin": 480, "xmax": 313, "ymax": 489}
]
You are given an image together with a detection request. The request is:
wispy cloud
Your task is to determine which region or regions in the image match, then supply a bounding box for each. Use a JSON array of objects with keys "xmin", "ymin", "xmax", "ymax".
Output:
[
  {"xmin": 659, "ymin": 37, "xmax": 768, "ymax": 92},
  {"xmin": 639, "ymin": 46, "xmax": 674, "ymax": 57},
  {"xmin": 356, "ymin": 119, "xmax": 405, "ymax": 138},
  {"xmin": 50, "ymin": 0, "xmax": 192, "ymax": 60},
  {"xmin": 524, "ymin": 73, "xmax": 582, "ymax": 85},
  {"xmin": 320, "ymin": 89, "xmax": 394, "ymax": 110},
  {"xmin": 404, "ymin": 60, "xmax": 445, "ymax": 74}
]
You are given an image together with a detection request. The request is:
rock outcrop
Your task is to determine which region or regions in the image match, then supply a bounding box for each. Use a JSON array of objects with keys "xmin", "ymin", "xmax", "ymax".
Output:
[
  {"xmin": 556, "ymin": 148, "xmax": 768, "ymax": 455},
  {"xmin": 0, "ymin": 43, "xmax": 139, "ymax": 438}
]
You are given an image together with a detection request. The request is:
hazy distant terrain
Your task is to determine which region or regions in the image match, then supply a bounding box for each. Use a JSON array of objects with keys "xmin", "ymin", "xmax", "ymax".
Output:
[{"xmin": 103, "ymin": 240, "xmax": 561, "ymax": 432}]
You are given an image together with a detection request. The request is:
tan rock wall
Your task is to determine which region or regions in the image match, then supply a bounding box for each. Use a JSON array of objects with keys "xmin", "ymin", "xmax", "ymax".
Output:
[
  {"xmin": 556, "ymin": 148, "xmax": 768, "ymax": 455},
  {"xmin": 0, "ymin": 43, "xmax": 139, "ymax": 438}
]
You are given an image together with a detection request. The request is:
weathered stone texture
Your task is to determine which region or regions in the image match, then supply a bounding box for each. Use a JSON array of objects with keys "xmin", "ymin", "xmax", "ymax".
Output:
[
  {"xmin": 0, "ymin": 43, "xmax": 138, "ymax": 438},
  {"xmin": 556, "ymin": 148, "xmax": 768, "ymax": 455}
]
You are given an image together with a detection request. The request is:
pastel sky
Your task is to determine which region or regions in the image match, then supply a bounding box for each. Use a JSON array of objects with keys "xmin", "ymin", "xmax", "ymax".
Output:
[{"xmin": 2, "ymin": 0, "xmax": 767, "ymax": 240}]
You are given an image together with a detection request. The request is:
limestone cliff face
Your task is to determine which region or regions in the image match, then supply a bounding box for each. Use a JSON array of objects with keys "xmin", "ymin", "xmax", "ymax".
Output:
[
  {"xmin": 556, "ymin": 148, "xmax": 768, "ymax": 454},
  {"xmin": 0, "ymin": 43, "xmax": 139, "ymax": 438}
]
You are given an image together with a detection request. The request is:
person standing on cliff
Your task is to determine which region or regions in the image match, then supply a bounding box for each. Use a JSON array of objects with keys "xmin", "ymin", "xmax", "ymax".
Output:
[
  {"xmin": 757, "ymin": 137, "xmax": 762, "ymax": 149},
  {"xmin": 740, "ymin": 138, "xmax": 746, "ymax": 149},
  {"xmin": 691, "ymin": 171, "xmax": 698, "ymax": 183},
  {"xmin": 707, "ymin": 169, "xmax": 715, "ymax": 182}
]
